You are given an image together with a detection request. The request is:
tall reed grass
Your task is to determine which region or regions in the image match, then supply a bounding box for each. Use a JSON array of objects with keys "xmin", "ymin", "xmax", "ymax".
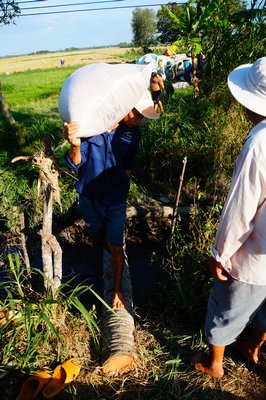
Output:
[
  {"xmin": 0, "ymin": 252, "xmax": 99, "ymax": 373},
  {"xmin": 0, "ymin": 54, "xmax": 265, "ymax": 399}
]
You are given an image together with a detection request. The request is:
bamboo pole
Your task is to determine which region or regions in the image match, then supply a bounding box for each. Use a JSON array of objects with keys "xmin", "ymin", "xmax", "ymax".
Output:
[{"xmin": 171, "ymin": 156, "xmax": 187, "ymax": 235}]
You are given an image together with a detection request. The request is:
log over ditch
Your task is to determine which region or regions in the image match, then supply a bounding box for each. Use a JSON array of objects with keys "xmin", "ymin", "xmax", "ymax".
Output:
[
  {"xmin": 99, "ymin": 205, "xmax": 193, "ymax": 375},
  {"xmin": 101, "ymin": 248, "xmax": 138, "ymax": 376},
  {"xmin": 126, "ymin": 205, "xmax": 191, "ymax": 220}
]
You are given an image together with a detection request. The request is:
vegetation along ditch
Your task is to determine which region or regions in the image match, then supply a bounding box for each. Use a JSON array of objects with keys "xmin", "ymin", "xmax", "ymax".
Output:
[{"xmin": 0, "ymin": 4, "xmax": 266, "ymax": 397}]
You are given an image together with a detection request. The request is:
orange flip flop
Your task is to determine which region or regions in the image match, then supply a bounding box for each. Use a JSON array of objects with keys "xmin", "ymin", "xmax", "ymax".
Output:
[
  {"xmin": 42, "ymin": 358, "xmax": 81, "ymax": 399},
  {"xmin": 16, "ymin": 371, "xmax": 51, "ymax": 400}
]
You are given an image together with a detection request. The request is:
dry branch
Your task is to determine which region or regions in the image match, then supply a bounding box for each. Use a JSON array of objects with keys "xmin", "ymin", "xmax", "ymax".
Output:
[
  {"xmin": 0, "ymin": 83, "xmax": 15, "ymax": 125},
  {"xmin": 19, "ymin": 213, "xmax": 31, "ymax": 278},
  {"xmin": 11, "ymin": 148, "xmax": 62, "ymax": 293}
]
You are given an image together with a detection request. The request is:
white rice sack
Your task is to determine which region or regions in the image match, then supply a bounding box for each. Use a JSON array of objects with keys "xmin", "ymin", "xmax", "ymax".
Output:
[{"xmin": 58, "ymin": 63, "xmax": 153, "ymax": 137}]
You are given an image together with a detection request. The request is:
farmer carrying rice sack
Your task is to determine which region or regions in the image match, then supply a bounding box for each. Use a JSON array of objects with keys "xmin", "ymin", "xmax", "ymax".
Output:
[{"xmin": 59, "ymin": 63, "xmax": 159, "ymax": 309}]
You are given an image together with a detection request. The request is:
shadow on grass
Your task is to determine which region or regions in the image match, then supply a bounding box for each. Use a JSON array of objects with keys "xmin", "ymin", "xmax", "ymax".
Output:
[{"xmin": 6, "ymin": 367, "xmax": 265, "ymax": 400}]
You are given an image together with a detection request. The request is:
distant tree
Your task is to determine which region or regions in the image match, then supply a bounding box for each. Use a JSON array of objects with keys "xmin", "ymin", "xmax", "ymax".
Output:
[
  {"xmin": 118, "ymin": 42, "xmax": 133, "ymax": 48},
  {"xmin": 35, "ymin": 50, "xmax": 50, "ymax": 54},
  {"xmin": 0, "ymin": 1, "xmax": 21, "ymax": 123},
  {"xmin": 131, "ymin": 8, "xmax": 157, "ymax": 53},
  {"xmin": 202, "ymin": 0, "xmax": 266, "ymax": 94},
  {"xmin": 0, "ymin": 0, "xmax": 20, "ymax": 25},
  {"xmin": 157, "ymin": 3, "xmax": 187, "ymax": 44}
]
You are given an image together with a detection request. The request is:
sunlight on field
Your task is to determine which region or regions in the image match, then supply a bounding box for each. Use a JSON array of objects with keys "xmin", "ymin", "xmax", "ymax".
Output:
[{"xmin": 0, "ymin": 47, "xmax": 131, "ymax": 74}]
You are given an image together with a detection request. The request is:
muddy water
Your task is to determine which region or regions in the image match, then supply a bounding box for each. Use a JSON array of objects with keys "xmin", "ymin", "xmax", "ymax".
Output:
[
  {"xmin": 126, "ymin": 241, "xmax": 167, "ymax": 306},
  {"xmin": 60, "ymin": 239, "xmax": 167, "ymax": 309}
]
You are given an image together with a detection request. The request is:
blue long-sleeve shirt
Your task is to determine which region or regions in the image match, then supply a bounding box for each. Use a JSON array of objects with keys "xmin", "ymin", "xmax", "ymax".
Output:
[{"xmin": 64, "ymin": 122, "xmax": 141, "ymax": 206}]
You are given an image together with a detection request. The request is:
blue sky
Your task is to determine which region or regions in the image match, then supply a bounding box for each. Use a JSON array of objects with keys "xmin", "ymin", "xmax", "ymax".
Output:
[
  {"xmin": 0, "ymin": 0, "xmax": 172, "ymax": 56},
  {"xmin": 1, "ymin": 0, "xmax": 253, "ymax": 57}
]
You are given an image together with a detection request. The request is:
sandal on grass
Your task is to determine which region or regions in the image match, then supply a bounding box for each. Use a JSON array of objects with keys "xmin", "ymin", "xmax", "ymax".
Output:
[
  {"xmin": 42, "ymin": 358, "xmax": 81, "ymax": 399},
  {"xmin": 16, "ymin": 371, "xmax": 51, "ymax": 400}
]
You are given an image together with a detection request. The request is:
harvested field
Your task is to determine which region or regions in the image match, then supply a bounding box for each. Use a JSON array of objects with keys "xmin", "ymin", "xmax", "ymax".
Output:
[{"xmin": 0, "ymin": 47, "xmax": 131, "ymax": 74}]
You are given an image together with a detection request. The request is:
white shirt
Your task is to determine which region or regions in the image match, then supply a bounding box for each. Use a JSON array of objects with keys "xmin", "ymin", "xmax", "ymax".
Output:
[{"xmin": 212, "ymin": 119, "xmax": 266, "ymax": 285}]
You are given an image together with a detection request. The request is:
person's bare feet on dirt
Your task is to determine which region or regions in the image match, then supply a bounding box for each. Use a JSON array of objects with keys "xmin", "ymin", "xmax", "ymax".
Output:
[
  {"xmin": 112, "ymin": 290, "xmax": 125, "ymax": 309},
  {"xmin": 191, "ymin": 353, "xmax": 224, "ymax": 379},
  {"xmin": 230, "ymin": 340, "xmax": 259, "ymax": 363}
]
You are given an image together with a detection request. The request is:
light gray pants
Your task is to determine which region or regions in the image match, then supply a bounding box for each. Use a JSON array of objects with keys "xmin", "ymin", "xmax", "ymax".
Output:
[{"xmin": 205, "ymin": 276, "xmax": 266, "ymax": 346}]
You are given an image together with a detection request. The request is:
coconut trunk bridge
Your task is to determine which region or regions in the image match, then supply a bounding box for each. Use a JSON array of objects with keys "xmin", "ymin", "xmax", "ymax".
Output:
[{"xmin": 10, "ymin": 139, "xmax": 189, "ymax": 376}]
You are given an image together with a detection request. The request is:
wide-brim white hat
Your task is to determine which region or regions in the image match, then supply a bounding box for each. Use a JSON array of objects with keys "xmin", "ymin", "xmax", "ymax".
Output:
[
  {"xmin": 227, "ymin": 57, "xmax": 266, "ymax": 117},
  {"xmin": 135, "ymin": 90, "xmax": 160, "ymax": 120}
]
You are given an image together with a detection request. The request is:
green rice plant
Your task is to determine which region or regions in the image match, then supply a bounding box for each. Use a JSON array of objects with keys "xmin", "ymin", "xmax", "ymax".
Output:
[
  {"xmin": 202, "ymin": 0, "xmax": 265, "ymax": 98},
  {"xmin": 196, "ymin": 93, "xmax": 251, "ymax": 189},
  {"xmin": 127, "ymin": 179, "xmax": 157, "ymax": 206},
  {"xmin": 158, "ymin": 356, "xmax": 183, "ymax": 396},
  {"xmin": 0, "ymin": 66, "xmax": 77, "ymax": 110},
  {"xmin": 0, "ymin": 253, "xmax": 100, "ymax": 372},
  {"xmin": 190, "ymin": 329, "xmax": 207, "ymax": 354},
  {"xmin": 135, "ymin": 87, "xmax": 219, "ymax": 195},
  {"xmin": 116, "ymin": 48, "xmax": 143, "ymax": 62},
  {"xmin": 0, "ymin": 67, "xmax": 81, "ymax": 230},
  {"xmin": 0, "ymin": 62, "xmax": 245, "ymax": 233},
  {"xmin": 0, "ymin": 162, "xmax": 35, "ymax": 231},
  {"xmin": 165, "ymin": 202, "xmax": 220, "ymax": 326},
  {"xmin": 135, "ymin": 81, "xmax": 252, "ymax": 209},
  {"xmin": 7, "ymin": 253, "xmax": 26, "ymax": 299},
  {"xmin": 135, "ymin": 104, "xmax": 183, "ymax": 190},
  {"xmin": 56, "ymin": 279, "xmax": 101, "ymax": 344}
]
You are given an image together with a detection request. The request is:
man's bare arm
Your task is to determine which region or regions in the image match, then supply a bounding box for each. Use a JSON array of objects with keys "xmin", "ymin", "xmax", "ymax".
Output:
[
  {"xmin": 209, "ymin": 257, "xmax": 228, "ymax": 281},
  {"xmin": 158, "ymin": 76, "xmax": 166, "ymax": 94},
  {"xmin": 63, "ymin": 122, "xmax": 82, "ymax": 165}
]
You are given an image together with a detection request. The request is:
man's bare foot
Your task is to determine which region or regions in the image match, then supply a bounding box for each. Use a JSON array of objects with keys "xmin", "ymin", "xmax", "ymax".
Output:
[
  {"xmin": 230, "ymin": 340, "xmax": 259, "ymax": 363},
  {"xmin": 112, "ymin": 290, "xmax": 125, "ymax": 309},
  {"xmin": 191, "ymin": 353, "xmax": 224, "ymax": 378}
]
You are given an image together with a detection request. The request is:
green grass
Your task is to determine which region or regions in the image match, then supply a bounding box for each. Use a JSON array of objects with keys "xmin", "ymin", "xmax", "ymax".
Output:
[
  {"xmin": 0, "ymin": 66, "xmax": 77, "ymax": 110},
  {"xmin": 0, "ymin": 61, "xmax": 265, "ymax": 400},
  {"xmin": 0, "ymin": 254, "xmax": 99, "ymax": 373}
]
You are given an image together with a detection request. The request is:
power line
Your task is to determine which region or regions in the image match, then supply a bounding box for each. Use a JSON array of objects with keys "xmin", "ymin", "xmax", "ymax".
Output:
[
  {"xmin": 17, "ymin": 0, "xmax": 48, "ymax": 3},
  {"xmin": 20, "ymin": 0, "xmax": 125, "ymax": 10},
  {"xmin": 19, "ymin": 2, "xmax": 185, "ymax": 16}
]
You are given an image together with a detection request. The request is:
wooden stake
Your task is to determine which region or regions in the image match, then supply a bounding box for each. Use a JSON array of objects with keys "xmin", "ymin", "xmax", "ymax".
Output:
[
  {"xmin": 12, "ymin": 137, "xmax": 62, "ymax": 294},
  {"xmin": 19, "ymin": 213, "xmax": 31, "ymax": 279},
  {"xmin": 171, "ymin": 156, "xmax": 187, "ymax": 235},
  {"xmin": 0, "ymin": 82, "xmax": 15, "ymax": 125}
]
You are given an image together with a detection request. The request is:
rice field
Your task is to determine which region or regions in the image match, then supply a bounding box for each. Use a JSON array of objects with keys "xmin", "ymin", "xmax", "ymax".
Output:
[{"xmin": 0, "ymin": 47, "xmax": 131, "ymax": 74}]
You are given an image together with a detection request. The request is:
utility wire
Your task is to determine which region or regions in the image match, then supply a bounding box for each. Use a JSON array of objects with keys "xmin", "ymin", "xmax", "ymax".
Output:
[
  {"xmin": 17, "ymin": 0, "xmax": 47, "ymax": 3},
  {"xmin": 19, "ymin": 2, "xmax": 185, "ymax": 16},
  {"xmin": 20, "ymin": 0, "xmax": 125, "ymax": 10}
]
